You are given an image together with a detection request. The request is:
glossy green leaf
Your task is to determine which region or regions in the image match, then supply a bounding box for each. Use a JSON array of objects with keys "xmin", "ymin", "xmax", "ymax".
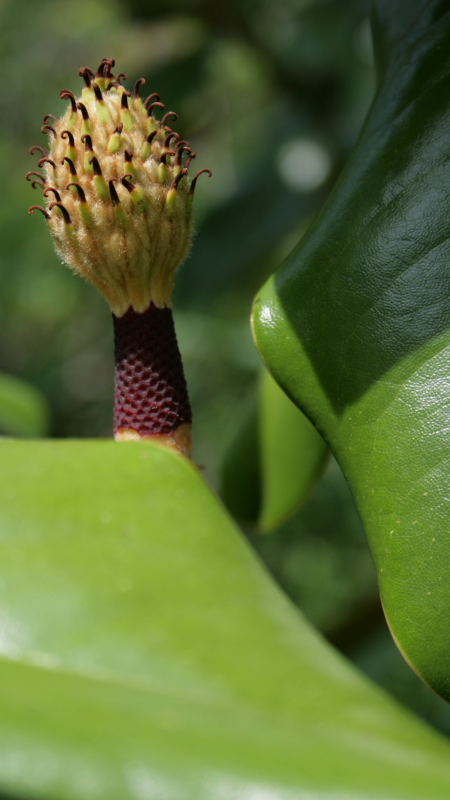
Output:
[
  {"xmin": 0, "ymin": 372, "xmax": 49, "ymax": 437},
  {"xmin": 221, "ymin": 370, "xmax": 328, "ymax": 530},
  {"xmin": 252, "ymin": 0, "xmax": 450, "ymax": 700},
  {"xmin": 0, "ymin": 439, "xmax": 450, "ymax": 797}
]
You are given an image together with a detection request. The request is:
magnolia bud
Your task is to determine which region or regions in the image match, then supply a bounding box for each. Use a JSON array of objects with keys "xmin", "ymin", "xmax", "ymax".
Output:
[{"xmin": 28, "ymin": 59, "xmax": 212, "ymax": 455}]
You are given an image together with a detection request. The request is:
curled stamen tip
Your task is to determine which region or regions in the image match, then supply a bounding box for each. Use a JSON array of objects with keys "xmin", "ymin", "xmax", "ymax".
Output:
[
  {"xmin": 67, "ymin": 182, "xmax": 86, "ymax": 202},
  {"xmin": 76, "ymin": 102, "xmax": 90, "ymax": 120},
  {"xmin": 79, "ymin": 66, "xmax": 94, "ymax": 86},
  {"xmin": 43, "ymin": 114, "xmax": 58, "ymax": 125},
  {"xmin": 144, "ymin": 93, "xmax": 160, "ymax": 108},
  {"xmin": 28, "ymin": 205, "xmax": 51, "ymax": 219},
  {"xmin": 30, "ymin": 145, "xmax": 48, "ymax": 157},
  {"xmin": 134, "ymin": 78, "xmax": 146, "ymax": 97},
  {"xmin": 49, "ymin": 202, "xmax": 72, "ymax": 224},
  {"xmin": 147, "ymin": 101, "xmax": 164, "ymax": 116},
  {"xmin": 164, "ymin": 132, "xmax": 180, "ymax": 148},
  {"xmin": 38, "ymin": 157, "xmax": 57, "ymax": 169},
  {"xmin": 41, "ymin": 125, "xmax": 57, "ymax": 137},
  {"xmin": 189, "ymin": 168, "xmax": 212, "ymax": 193},
  {"xmin": 124, "ymin": 149, "xmax": 134, "ymax": 162},
  {"xmin": 31, "ymin": 180, "xmax": 46, "ymax": 190},
  {"xmin": 89, "ymin": 156, "xmax": 102, "ymax": 175},
  {"xmin": 43, "ymin": 187, "xmax": 61, "ymax": 201},
  {"xmin": 161, "ymin": 111, "xmax": 178, "ymax": 127},
  {"xmin": 116, "ymin": 73, "xmax": 128, "ymax": 84},
  {"xmin": 62, "ymin": 156, "xmax": 77, "ymax": 175},
  {"xmin": 61, "ymin": 130, "xmax": 75, "ymax": 145},
  {"xmin": 121, "ymin": 173, "xmax": 134, "ymax": 191},
  {"xmin": 60, "ymin": 90, "xmax": 77, "ymax": 111},
  {"xmin": 81, "ymin": 134, "xmax": 93, "ymax": 149},
  {"xmin": 26, "ymin": 171, "xmax": 47, "ymax": 183}
]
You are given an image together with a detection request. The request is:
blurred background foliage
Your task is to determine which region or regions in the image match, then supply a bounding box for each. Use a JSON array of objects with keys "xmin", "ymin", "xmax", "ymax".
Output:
[{"xmin": 3, "ymin": 0, "xmax": 450, "ymax": 738}]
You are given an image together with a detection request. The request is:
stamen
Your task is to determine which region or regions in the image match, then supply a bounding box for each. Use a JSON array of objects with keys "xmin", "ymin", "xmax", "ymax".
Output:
[
  {"xmin": 26, "ymin": 171, "xmax": 47, "ymax": 183},
  {"xmin": 146, "ymin": 131, "xmax": 157, "ymax": 144},
  {"xmin": 76, "ymin": 102, "xmax": 90, "ymax": 120},
  {"xmin": 176, "ymin": 144, "xmax": 191, "ymax": 166},
  {"xmin": 62, "ymin": 156, "xmax": 77, "ymax": 176},
  {"xmin": 109, "ymin": 179, "xmax": 121, "ymax": 206},
  {"xmin": 189, "ymin": 168, "xmax": 212, "ymax": 194},
  {"xmin": 115, "ymin": 122, "xmax": 124, "ymax": 134},
  {"xmin": 134, "ymin": 78, "xmax": 146, "ymax": 98},
  {"xmin": 160, "ymin": 150, "xmax": 176, "ymax": 165},
  {"xmin": 28, "ymin": 205, "xmax": 51, "ymax": 219},
  {"xmin": 30, "ymin": 146, "xmax": 47, "ymax": 158},
  {"xmin": 147, "ymin": 101, "xmax": 164, "ymax": 117},
  {"xmin": 170, "ymin": 169, "xmax": 187, "ymax": 191},
  {"xmin": 61, "ymin": 130, "xmax": 75, "ymax": 146},
  {"xmin": 96, "ymin": 58, "xmax": 115, "ymax": 78},
  {"xmin": 38, "ymin": 157, "xmax": 57, "ymax": 169},
  {"xmin": 67, "ymin": 182, "xmax": 86, "ymax": 202},
  {"xmin": 91, "ymin": 82, "xmax": 103, "ymax": 101},
  {"xmin": 41, "ymin": 125, "xmax": 57, "ymax": 138},
  {"xmin": 43, "ymin": 114, "xmax": 58, "ymax": 125},
  {"xmin": 43, "ymin": 187, "xmax": 61, "ymax": 201},
  {"xmin": 79, "ymin": 67, "xmax": 94, "ymax": 87},
  {"xmin": 49, "ymin": 202, "xmax": 72, "ymax": 224},
  {"xmin": 121, "ymin": 173, "xmax": 134, "ymax": 191},
  {"xmin": 164, "ymin": 132, "xmax": 179, "ymax": 148},
  {"xmin": 81, "ymin": 134, "xmax": 93, "ymax": 151},
  {"xmin": 116, "ymin": 73, "xmax": 128, "ymax": 84},
  {"xmin": 124, "ymin": 149, "xmax": 133, "ymax": 163},
  {"xmin": 161, "ymin": 111, "xmax": 178, "ymax": 128},
  {"xmin": 89, "ymin": 156, "xmax": 103, "ymax": 176},
  {"xmin": 144, "ymin": 93, "xmax": 160, "ymax": 108},
  {"xmin": 60, "ymin": 90, "xmax": 77, "ymax": 112},
  {"xmin": 121, "ymin": 90, "xmax": 131, "ymax": 109},
  {"xmin": 185, "ymin": 152, "xmax": 197, "ymax": 170},
  {"xmin": 31, "ymin": 180, "xmax": 46, "ymax": 190}
]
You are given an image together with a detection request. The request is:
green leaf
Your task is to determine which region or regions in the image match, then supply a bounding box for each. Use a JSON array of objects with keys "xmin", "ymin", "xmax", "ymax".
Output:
[
  {"xmin": 0, "ymin": 372, "xmax": 49, "ymax": 437},
  {"xmin": 221, "ymin": 370, "xmax": 328, "ymax": 531},
  {"xmin": 0, "ymin": 439, "xmax": 450, "ymax": 798},
  {"xmin": 252, "ymin": 0, "xmax": 450, "ymax": 700}
]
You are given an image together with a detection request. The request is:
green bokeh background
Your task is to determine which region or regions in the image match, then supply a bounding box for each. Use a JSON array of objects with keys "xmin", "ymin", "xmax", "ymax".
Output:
[{"xmin": 4, "ymin": 0, "xmax": 450, "ymax": 737}]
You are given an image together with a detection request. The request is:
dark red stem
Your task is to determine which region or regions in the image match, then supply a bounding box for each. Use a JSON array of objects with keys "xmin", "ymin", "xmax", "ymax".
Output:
[{"xmin": 113, "ymin": 305, "xmax": 192, "ymax": 441}]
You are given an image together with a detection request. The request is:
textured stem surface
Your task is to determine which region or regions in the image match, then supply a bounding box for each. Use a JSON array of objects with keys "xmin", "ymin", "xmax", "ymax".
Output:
[{"xmin": 113, "ymin": 305, "xmax": 192, "ymax": 453}]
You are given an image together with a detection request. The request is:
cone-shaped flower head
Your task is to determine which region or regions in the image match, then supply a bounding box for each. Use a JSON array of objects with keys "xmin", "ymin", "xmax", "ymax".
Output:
[{"xmin": 28, "ymin": 59, "xmax": 211, "ymax": 316}]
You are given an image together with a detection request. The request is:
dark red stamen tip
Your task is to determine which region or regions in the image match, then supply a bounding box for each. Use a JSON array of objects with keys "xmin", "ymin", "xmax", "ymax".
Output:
[
  {"xmin": 115, "ymin": 122, "xmax": 124, "ymax": 134},
  {"xmin": 108, "ymin": 179, "xmax": 121, "ymax": 206},
  {"xmin": 161, "ymin": 111, "xmax": 178, "ymax": 127},
  {"xmin": 60, "ymin": 90, "xmax": 77, "ymax": 112},
  {"xmin": 164, "ymin": 131, "xmax": 179, "ymax": 148},
  {"xmin": 79, "ymin": 67, "xmax": 93, "ymax": 87},
  {"xmin": 189, "ymin": 168, "xmax": 212, "ymax": 194},
  {"xmin": 67, "ymin": 182, "xmax": 86, "ymax": 202},
  {"xmin": 26, "ymin": 171, "xmax": 46, "ymax": 183},
  {"xmin": 185, "ymin": 152, "xmax": 196, "ymax": 170},
  {"xmin": 147, "ymin": 101, "xmax": 164, "ymax": 117},
  {"xmin": 160, "ymin": 150, "xmax": 176, "ymax": 165},
  {"xmin": 121, "ymin": 174, "xmax": 134, "ymax": 192},
  {"xmin": 91, "ymin": 82, "xmax": 103, "ymax": 101},
  {"xmin": 62, "ymin": 156, "xmax": 77, "ymax": 176},
  {"xmin": 146, "ymin": 131, "xmax": 158, "ymax": 144},
  {"xmin": 41, "ymin": 124, "xmax": 57, "ymax": 138},
  {"xmin": 49, "ymin": 202, "xmax": 72, "ymax": 224},
  {"xmin": 43, "ymin": 187, "xmax": 61, "ymax": 201},
  {"xmin": 124, "ymin": 149, "xmax": 133, "ymax": 163},
  {"xmin": 116, "ymin": 73, "xmax": 128, "ymax": 84},
  {"xmin": 61, "ymin": 130, "xmax": 75, "ymax": 146},
  {"xmin": 76, "ymin": 102, "xmax": 90, "ymax": 120},
  {"xmin": 96, "ymin": 58, "xmax": 115, "ymax": 78},
  {"xmin": 38, "ymin": 157, "xmax": 56, "ymax": 169},
  {"xmin": 89, "ymin": 156, "xmax": 102, "ymax": 175},
  {"xmin": 170, "ymin": 169, "xmax": 187, "ymax": 192},
  {"xmin": 30, "ymin": 145, "xmax": 48, "ymax": 158},
  {"xmin": 176, "ymin": 143, "xmax": 191, "ymax": 166},
  {"xmin": 31, "ymin": 180, "xmax": 46, "ymax": 190},
  {"xmin": 134, "ymin": 78, "xmax": 146, "ymax": 98},
  {"xmin": 121, "ymin": 90, "xmax": 131, "ymax": 109},
  {"xmin": 28, "ymin": 205, "xmax": 51, "ymax": 219},
  {"xmin": 43, "ymin": 114, "xmax": 58, "ymax": 125},
  {"xmin": 81, "ymin": 134, "xmax": 93, "ymax": 150},
  {"xmin": 144, "ymin": 93, "xmax": 160, "ymax": 108}
]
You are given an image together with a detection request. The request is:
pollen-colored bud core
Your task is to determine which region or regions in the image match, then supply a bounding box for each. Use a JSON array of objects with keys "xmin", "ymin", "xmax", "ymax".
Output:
[{"xmin": 28, "ymin": 60, "xmax": 211, "ymax": 317}]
